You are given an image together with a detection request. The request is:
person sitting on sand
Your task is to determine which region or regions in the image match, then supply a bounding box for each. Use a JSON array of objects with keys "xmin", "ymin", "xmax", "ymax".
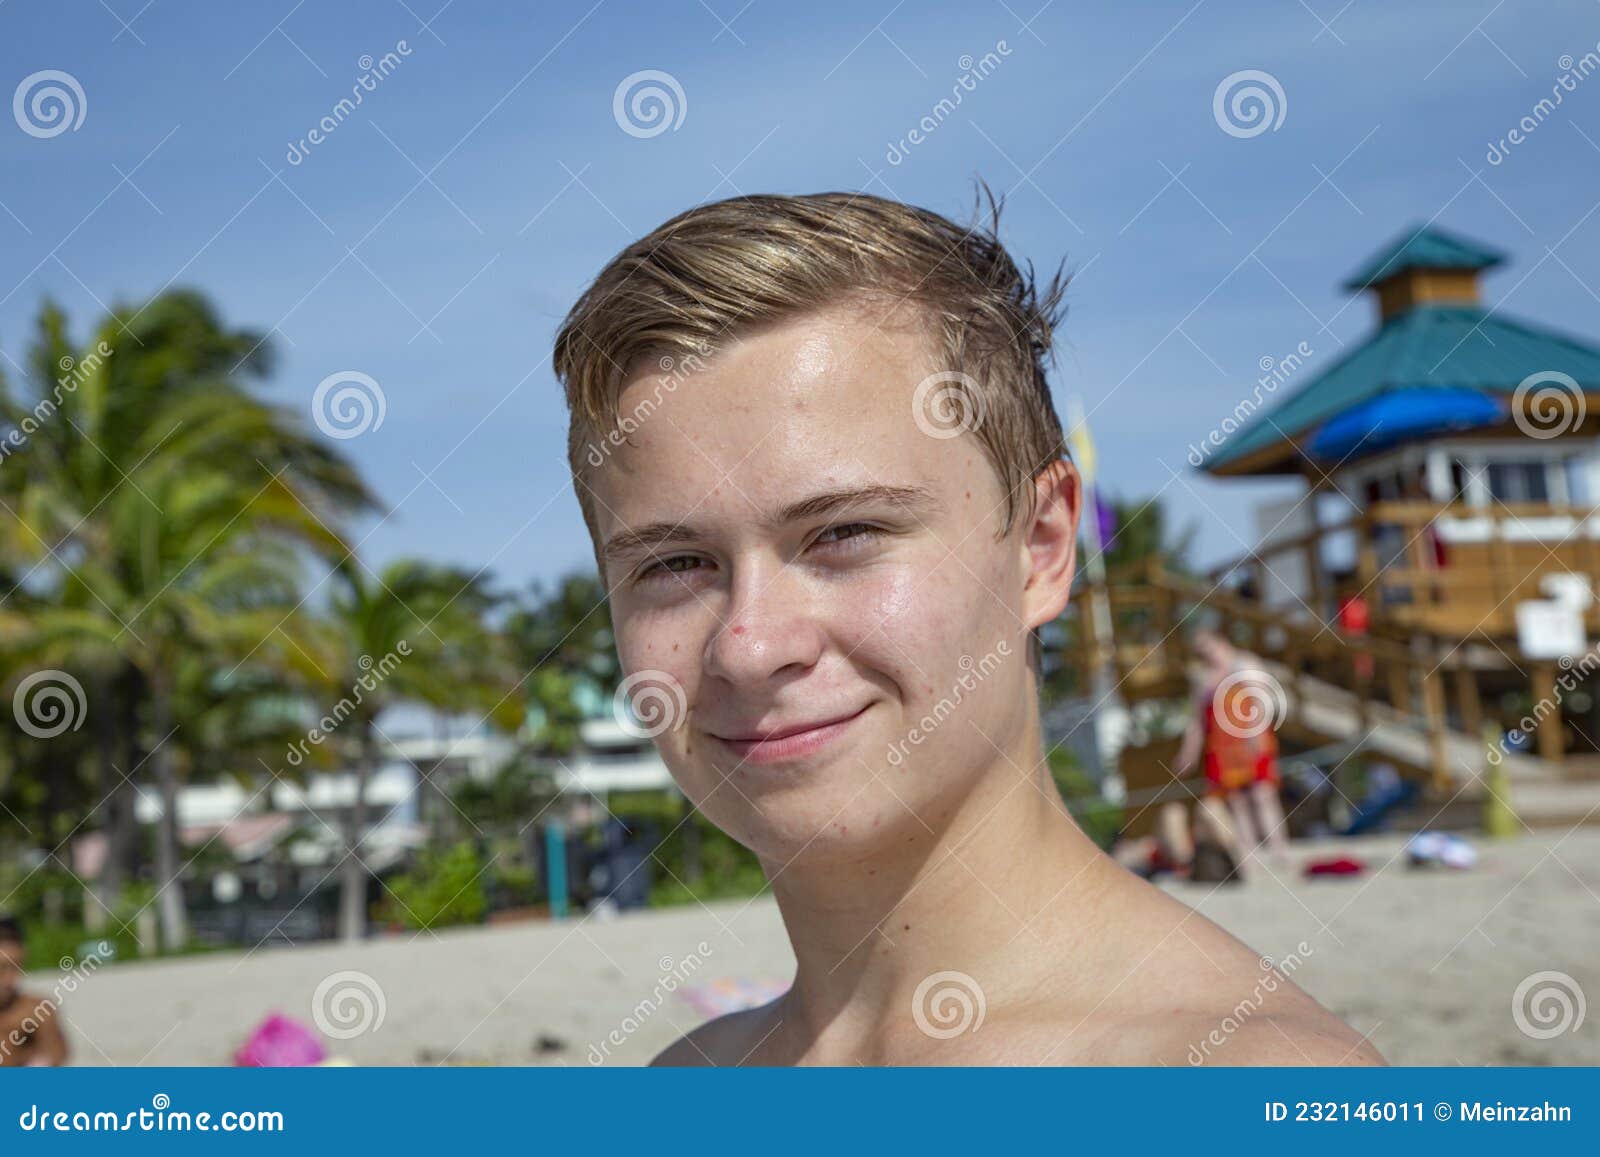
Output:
[
  {"xmin": 552, "ymin": 188, "xmax": 1382, "ymax": 1066},
  {"xmin": 0, "ymin": 916, "xmax": 70, "ymax": 1067}
]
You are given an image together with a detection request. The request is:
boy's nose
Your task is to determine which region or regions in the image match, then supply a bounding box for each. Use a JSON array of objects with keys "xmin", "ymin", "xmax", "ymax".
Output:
[{"xmin": 702, "ymin": 565, "xmax": 826, "ymax": 686}]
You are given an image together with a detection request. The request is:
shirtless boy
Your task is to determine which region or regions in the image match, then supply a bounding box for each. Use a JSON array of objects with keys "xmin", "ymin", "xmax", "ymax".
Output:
[
  {"xmin": 553, "ymin": 190, "xmax": 1383, "ymax": 1067},
  {"xmin": 0, "ymin": 916, "xmax": 69, "ymax": 1067}
]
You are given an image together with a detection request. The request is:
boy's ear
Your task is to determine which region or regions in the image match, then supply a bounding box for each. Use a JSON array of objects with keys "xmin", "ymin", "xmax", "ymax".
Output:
[{"xmin": 1020, "ymin": 458, "xmax": 1081, "ymax": 631}]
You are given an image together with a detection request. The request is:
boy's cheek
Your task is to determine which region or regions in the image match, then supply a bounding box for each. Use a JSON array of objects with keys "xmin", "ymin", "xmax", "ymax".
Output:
[{"xmin": 854, "ymin": 563, "xmax": 968, "ymax": 664}]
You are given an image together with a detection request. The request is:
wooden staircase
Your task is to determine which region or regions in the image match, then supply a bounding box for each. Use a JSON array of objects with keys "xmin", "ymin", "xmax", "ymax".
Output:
[{"xmin": 1067, "ymin": 558, "xmax": 1589, "ymax": 828}]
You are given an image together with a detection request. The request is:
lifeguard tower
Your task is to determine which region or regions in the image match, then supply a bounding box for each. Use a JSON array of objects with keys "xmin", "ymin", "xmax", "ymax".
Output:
[{"xmin": 1074, "ymin": 225, "xmax": 1600, "ymax": 829}]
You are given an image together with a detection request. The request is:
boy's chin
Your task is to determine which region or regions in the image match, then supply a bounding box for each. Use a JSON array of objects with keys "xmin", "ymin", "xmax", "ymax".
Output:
[{"xmin": 732, "ymin": 798, "xmax": 946, "ymax": 868}]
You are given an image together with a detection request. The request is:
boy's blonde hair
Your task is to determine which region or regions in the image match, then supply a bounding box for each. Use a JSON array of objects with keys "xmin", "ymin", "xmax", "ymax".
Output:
[{"xmin": 553, "ymin": 188, "xmax": 1071, "ymax": 547}]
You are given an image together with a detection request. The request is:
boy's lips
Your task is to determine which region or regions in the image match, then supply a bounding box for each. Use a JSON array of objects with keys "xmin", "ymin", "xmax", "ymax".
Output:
[{"xmin": 709, "ymin": 704, "xmax": 873, "ymax": 765}]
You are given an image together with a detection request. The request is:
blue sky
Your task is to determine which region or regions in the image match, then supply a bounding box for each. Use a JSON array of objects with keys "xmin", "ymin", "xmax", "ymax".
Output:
[{"xmin": 3, "ymin": 0, "xmax": 1599, "ymax": 587}]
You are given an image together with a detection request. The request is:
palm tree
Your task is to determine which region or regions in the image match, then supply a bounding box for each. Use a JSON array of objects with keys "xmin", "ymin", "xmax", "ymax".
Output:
[
  {"xmin": 505, "ymin": 574, "xmax": 618, "ymax": 756},
  {"xmin": 0, "ymin": 292, "xmax": 378, "ymax": 950},
  {"xmin": 319, "ymin": 558, "xmax": 524, "ymax": 941}
]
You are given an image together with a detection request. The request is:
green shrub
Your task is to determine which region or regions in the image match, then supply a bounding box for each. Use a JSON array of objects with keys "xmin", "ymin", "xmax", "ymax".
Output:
[{"xmin": 378, "ymin": 842, "xmax": 488, "ymax": 930}]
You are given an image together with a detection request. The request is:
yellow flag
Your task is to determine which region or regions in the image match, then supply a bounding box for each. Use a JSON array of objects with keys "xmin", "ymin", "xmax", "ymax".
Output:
[{"xmin": 1066, "ymin": 397, "xmax": 1096, "ymax": 485}]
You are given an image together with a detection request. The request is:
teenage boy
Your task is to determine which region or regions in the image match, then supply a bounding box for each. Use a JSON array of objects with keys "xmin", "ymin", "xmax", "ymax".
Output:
[{"xmin": 553, "ymin": 191, "xmax": 1381, "ymax": 1067}]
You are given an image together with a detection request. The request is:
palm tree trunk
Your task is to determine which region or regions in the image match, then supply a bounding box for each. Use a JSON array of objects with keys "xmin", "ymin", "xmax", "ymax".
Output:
[
  {"xmin": 148, "ymin": 672, "xmax": 188, "ymax": 951},
  {"xmin": 338, "ymin": 719, "xmax": 376, "ymax": 941},
  {"xmin": 118, "ymin": 666, "xmax": 146, "ymax": 882},
  {"xmin": 88, "ymin": 670, "xmax": 120, "ymax": 934}
]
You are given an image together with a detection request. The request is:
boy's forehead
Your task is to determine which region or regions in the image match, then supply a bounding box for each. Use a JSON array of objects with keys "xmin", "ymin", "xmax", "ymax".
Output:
[{"xmin": 590, "ymin": 307, "xmax": 975, "ymax": 525}]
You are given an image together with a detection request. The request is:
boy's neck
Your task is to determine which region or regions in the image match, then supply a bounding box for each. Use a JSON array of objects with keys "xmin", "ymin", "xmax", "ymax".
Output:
[{"xmin": 759, "ymin": 728, "xmax": 1112, "ymax": 1062}]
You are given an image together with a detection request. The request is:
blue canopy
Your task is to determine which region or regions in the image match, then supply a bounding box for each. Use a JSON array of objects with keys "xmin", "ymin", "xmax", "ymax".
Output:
[{"xmin": 1306, "ymin": 386, "xmax": 1507, "ymax": 461}]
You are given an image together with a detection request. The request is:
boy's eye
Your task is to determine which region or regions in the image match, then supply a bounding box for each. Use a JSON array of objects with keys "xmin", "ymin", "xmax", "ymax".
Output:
[
  {"xmin": 819, "ymin": 521, "xmax": 870, "ymax": 544},
  {"xmin": 638, "ymin": 554, "xmax": 704, "ymax": 582},
  {"xmin": 635, "ymin": 523, "xmax": 886, "ymax": 584},
  {"xmin": 814, "ymin": 522, "xmax": 881, "ymax": 547}
]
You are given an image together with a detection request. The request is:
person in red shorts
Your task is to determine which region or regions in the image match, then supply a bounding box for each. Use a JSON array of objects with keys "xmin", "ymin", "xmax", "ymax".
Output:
[{"xmin": 1173, "ymin": 630, "xmax": 1289, "ymax": 865}]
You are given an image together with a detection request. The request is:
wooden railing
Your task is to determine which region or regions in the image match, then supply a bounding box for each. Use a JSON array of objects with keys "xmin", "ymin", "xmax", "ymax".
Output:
[
  {"xmin": 1066, "ymin": 556, "xmax": 1518, "ymax": 784},
  {"xmin": 1201, "ymin": 501, "xmax": 1600, "ymax": 639}
]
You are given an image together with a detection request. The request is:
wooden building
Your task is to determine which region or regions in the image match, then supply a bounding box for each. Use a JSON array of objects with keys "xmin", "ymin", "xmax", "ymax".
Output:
[{"xmin": 1077, "ymin": 225, "xmax": 1600, "ymax": 820}]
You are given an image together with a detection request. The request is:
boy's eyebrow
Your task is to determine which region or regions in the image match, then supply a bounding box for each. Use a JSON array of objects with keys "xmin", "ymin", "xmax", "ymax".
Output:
[{"xmin": 600, "ymin": 483, "xmax": 943, "ymax": 568}]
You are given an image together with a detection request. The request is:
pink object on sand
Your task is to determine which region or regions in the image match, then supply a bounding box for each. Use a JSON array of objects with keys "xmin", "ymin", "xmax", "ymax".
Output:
[
  {"xmin": 233, "ymin": 1013, "xmax": 327, "ymax": 1067},
  {"xmin": 677, "ymin": 977, "xmax": 789, "ymax": 1018}
]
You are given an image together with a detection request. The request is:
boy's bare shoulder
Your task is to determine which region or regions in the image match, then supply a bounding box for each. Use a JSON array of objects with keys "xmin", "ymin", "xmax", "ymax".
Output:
[
  {"xmin": 650, "ymin": 1001, "xmax": 781, "ymax": 1067},
  {"xmin": 1076, "ymin": 1009, "xmax": 1384, "ymax": 1067},
  {"xmin": 1049, "ymin": 865, "xmax": 1385, "ymax": 1066}
]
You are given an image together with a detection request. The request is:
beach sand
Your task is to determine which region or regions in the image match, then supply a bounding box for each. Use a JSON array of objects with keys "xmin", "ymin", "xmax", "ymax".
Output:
[{"xmin": 48, "ymin": 828, "xmax": 1599, "ymax": 1066}]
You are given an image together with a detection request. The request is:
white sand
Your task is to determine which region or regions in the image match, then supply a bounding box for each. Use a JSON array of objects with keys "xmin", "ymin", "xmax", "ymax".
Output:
[{"xmin": 46, "ymin": 828, "xmax": 1599, "ymax": 1066}]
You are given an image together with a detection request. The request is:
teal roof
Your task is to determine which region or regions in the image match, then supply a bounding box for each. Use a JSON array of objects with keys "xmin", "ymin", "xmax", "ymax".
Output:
[
  {"xmin": 1201, "ymin": 305, "xmax": 1600, "ymax": 474},
  {"xmin": 1341, "ymin": 224, "xmax": 1506, "ymax": 290}
]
